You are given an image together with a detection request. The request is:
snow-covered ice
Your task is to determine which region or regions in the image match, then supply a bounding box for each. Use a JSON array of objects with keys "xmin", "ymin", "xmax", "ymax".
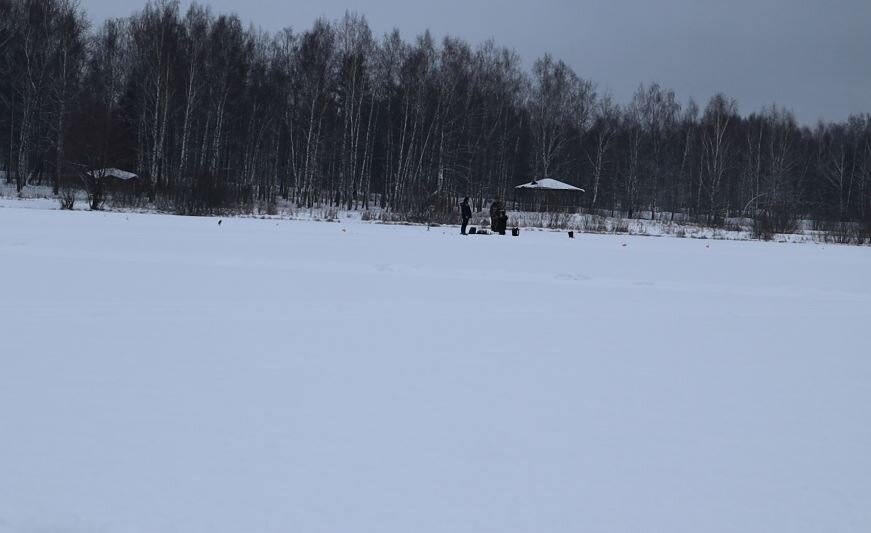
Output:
[{"xmin": 1, "ymin": 205, "xmax": 869, "ymax": 533}]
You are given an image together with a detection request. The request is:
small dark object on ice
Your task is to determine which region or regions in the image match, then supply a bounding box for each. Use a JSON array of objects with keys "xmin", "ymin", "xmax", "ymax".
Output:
[
  {"xmin": 512, "ymin": 228, "xmax": 520, "ymax": 237},
  {"xmin": 568, "ymin": 231, "xmax": 574, "ymax": 239},
  {"xmin": 218, "ymin": 219, "xmax": 222, "ymax": 226},
  {"xmin": 469, "ymin": 227, "xmax": 477, "ymax": 235}
]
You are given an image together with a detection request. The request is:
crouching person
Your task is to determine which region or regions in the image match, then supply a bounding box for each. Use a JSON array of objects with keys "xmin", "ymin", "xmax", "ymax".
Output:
[{"xmin": 489, "ymin": 197, "xmax": 504, "ymax": 232}]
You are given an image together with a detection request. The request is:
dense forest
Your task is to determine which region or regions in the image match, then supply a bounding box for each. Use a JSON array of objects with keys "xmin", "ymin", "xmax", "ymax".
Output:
[{"xmin": 1, "ymin": 0, "xmax": 870, "ymax": 232}]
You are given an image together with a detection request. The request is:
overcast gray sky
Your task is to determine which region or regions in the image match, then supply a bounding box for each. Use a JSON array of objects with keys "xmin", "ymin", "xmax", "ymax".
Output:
[{"xmin": 87, "ymin": 0, "xmax": 871, "ymax": 125}]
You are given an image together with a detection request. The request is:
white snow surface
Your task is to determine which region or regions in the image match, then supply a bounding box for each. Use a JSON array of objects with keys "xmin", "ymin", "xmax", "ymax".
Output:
[
  {"xmin": 515, "ymin": 178, "xmax": 584, "ymax": 191},
  {"xmin": 1, "ymin": 205, "xmax": 870, "ymax": 533}
]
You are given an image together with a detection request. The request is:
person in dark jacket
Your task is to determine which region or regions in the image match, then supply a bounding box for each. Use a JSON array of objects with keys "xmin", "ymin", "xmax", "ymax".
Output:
[
  {"xmin": 489, "ymin": 197, "xmax": 504, "ymax": 232},
  {"xmin": 460, "ymin": 197, "xmax": 472, "ymax": 235},
  {"xmin": 499, "ymin": 211, "xmax": 509, "ymax": 235}
]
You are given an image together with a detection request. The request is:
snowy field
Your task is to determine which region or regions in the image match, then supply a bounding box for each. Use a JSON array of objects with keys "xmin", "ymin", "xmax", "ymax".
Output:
[{"xmin": 1, "ymin": 203, "xmax": 870, "ymax": 533}]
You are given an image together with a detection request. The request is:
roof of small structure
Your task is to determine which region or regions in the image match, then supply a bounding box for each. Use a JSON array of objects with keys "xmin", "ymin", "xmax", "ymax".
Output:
[
  {"xmin": 87, "ymin": 168, "xmax": 139, "ymax": 181},
  {"xmin": 515, "ymin": 178, "xmax": 584, "ymax": 192}
]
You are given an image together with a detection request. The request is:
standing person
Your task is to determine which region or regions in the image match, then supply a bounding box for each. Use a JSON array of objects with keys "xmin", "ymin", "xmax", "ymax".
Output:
[
  {"xmin": 489, "ymin": 197, "xmax": 504, "ymax": 232},
  {"xmin": 460, "ymin": 197, "xmax": 472, "ymax": 235}
]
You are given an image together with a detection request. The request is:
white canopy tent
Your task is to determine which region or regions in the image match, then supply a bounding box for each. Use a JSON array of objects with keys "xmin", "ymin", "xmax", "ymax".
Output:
[
  {"xmin": 513, "ymin": 178, "xmax": 585, "ymax": 212},
  {"xmin": 515, "ymin": 178, "xmax": 584, "ymax": 192},
  {"xmin": 87, "ymin": 168, "xmax": 139, "ymax": 181}
]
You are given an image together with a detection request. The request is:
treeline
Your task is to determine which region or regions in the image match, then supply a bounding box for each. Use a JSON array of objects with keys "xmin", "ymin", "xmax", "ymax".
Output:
[{"xmin": 1, "ymin": 0, "xmax": 870, "ymax": 226}]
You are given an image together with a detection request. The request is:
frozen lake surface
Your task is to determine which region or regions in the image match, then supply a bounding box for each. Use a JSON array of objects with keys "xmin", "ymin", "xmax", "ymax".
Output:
[{"xmin": 1, "ymin": 205, "xmax": 870, "ymax": 533}]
